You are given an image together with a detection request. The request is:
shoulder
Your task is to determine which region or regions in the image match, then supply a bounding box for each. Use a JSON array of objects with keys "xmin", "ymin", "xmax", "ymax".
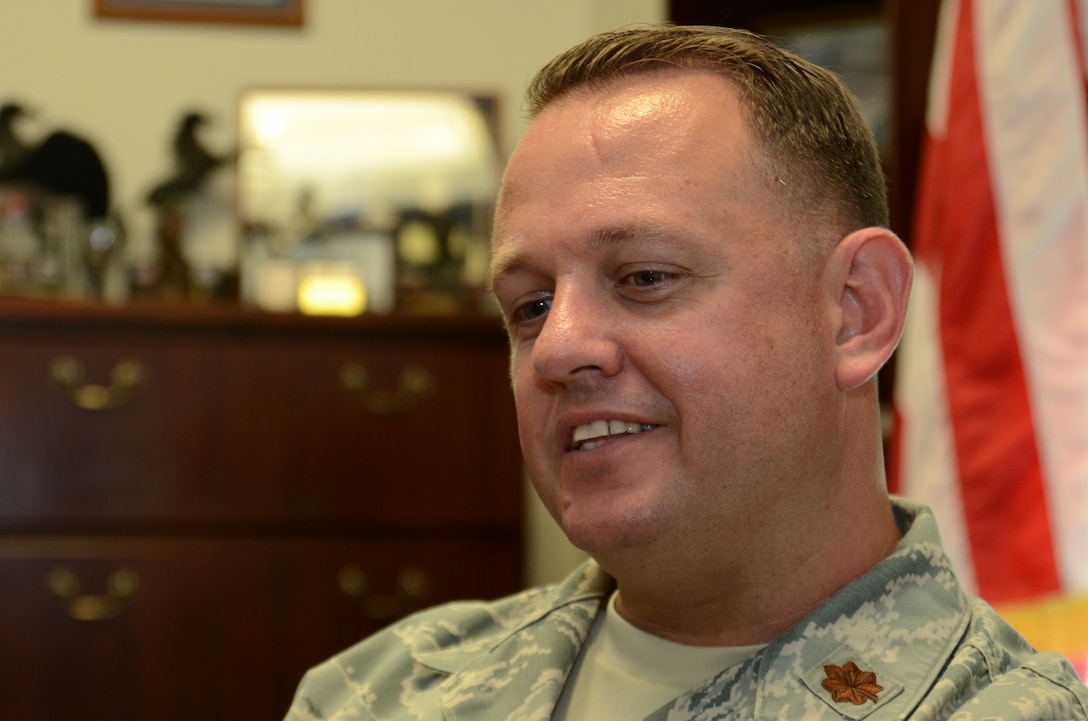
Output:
[
  {"xmin": 923, "ymin": 598, "xmax": 1088, "ymax": 720},
  {"xmin": 804, "ymin": 500, "xmax": 1088, "ymax": 720},
  {"xmin": 283, "ymin": 561, "xmax": 612, "ymax": 721},
  {"xmin": 378, "ymin": 561, "xmax": 609, "ymax": 661},
  {"xmin": 282, "ymin": 593, "xmax": 551, "ymax": 721}
]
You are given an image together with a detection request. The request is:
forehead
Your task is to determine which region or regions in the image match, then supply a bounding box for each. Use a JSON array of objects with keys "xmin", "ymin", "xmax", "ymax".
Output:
[
  {"xmin": 490, "ymin": 71, "xmax": 775, "ymax": 276},
  {"xmin": 498, "ymin": 69, "xmax": 754, "ymax": 203}
]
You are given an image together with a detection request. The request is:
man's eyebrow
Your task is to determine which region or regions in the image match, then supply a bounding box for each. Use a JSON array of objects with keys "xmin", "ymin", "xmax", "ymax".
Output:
[
  {"xmin": 488, "ymin": 223, "xmax": 673, "ymax": 291},
  {"xmin": 587, "ymin": 223, "xmax": 670, "ymax": 249},
  {"xmin": 488, "ymin": 250, "xmax": 526, "ymax": 292}
]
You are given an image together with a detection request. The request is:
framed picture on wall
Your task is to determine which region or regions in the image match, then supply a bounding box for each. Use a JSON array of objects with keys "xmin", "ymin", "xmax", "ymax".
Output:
[
  {"xmin": 757, "ymin": 10, "xmax": 890, "ymax": 152},
  {"xmin": 94, "ymin": 0, "xmax": 304, "ymax": 27}
]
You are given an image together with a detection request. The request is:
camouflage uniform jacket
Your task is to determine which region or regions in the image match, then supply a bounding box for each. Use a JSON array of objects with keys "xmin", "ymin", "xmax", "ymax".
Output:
[{"xmin": 285, "ymin": 499, "xmax": 1088, "ymax": 720}]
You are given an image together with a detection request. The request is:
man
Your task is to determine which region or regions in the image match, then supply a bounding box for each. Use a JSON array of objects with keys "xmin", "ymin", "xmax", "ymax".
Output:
[{"xmin": 284, "ymin": 25, "xmax": 1088, "ymax": 720}]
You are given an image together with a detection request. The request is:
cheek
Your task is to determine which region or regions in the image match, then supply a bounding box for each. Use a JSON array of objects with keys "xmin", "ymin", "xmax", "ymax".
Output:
[
  {"xmin": 513, "ymin": 392, "xmax": 545, "ymax": 459},
  {"xmin": 652, "ymin": 304, "xmax": 824, "ymax": 437},
  {"xmin": 510, "ymin": 357, "xmax": 557, "ymax": 475},
  {"xmin": 514, "ymin": 404, "xmax": 563, "ymax": 517},
  {"xmin": 509, "ymin": 346, "xmax": 537, "ymax": 408},
  {"xmin": 652, "ymin": 306, "xmax": 775, "ymax": 393},
  {"xmin": 662, "ymin": 347, "xmax": 705, "ymax": 391}
]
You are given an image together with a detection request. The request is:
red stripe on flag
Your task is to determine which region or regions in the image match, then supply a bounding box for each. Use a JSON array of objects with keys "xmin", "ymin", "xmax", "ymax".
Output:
[
  {"xmin": 915, "ymin": 0, "xmax": 1060, "ymax": 603},
  {"xmin": 1070, "ymin": 0, "xmax": 1088, "ymax": 116}
]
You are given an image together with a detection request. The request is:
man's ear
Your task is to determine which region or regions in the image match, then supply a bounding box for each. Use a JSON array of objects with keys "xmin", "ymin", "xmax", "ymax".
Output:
[{"xmin": 826, "ymin": 227, "xmax": 914, "ymax": 391}]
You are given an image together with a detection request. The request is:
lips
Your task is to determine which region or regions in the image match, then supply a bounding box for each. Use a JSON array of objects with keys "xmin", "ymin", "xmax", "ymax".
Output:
[{"xmin": 572, "ymin": 419, "xmax": 656, "ymax": 450}]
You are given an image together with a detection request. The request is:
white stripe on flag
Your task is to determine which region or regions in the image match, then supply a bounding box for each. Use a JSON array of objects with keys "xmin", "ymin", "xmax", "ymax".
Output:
[
  {"xmin": 976, "ymin": 0, "xmax": 1088, "ymax": 592},
  {"xmin": 897, "ymin": 265, "xmax": 978, "ymax": 593},
  {"xmin": 925, "ymin": 0, "xmax": 961, "ymax": 136}
]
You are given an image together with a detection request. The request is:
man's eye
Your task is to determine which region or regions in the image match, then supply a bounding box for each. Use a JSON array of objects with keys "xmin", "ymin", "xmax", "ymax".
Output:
[
  {"xmin": 628, "ymin": 270, "xmax": 672, "ymax": 287},
  {"xmin": 514, "ymin": 297, "xmax": 552, "ymax": 322}
]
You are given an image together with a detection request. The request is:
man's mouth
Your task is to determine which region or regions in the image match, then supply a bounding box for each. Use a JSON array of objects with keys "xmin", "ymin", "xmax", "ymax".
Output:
[{"xmin": 572, "ymin": 420, "xmax": 656, "ymax": 450}]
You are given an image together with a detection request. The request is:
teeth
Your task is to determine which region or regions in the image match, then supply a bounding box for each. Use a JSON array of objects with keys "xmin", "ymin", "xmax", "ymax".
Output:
[{"xmin": 572, "ymin": 420, "xmax": 654, "ymax": 450}]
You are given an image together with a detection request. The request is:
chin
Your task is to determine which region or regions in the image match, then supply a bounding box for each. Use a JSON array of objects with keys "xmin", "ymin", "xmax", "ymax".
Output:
[{"xmin": 559, "ymin": 504, "xmax": 658, "ymax": 557}]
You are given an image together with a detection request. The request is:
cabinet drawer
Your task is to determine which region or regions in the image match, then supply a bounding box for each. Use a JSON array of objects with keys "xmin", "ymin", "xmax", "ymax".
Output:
[
  {"xmin": 0, "ymin": 535, "xmax": 521, "ymax": 721},
  {"xmin": 0, "ymin": 326, "xmax": 520, "ymax": 530}
]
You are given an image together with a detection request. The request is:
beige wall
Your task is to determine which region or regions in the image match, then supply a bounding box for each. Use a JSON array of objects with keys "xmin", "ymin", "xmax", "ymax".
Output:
[
  {"xmin": 1, "ymin": 1, "xmax": 661, "ymax": 219},
  {"xmin": 0, "ymin": 0, "xmax": 665, "ymax": 586}
]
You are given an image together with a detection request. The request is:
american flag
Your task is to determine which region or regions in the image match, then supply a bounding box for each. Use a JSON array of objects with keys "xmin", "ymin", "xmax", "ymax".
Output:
[{"xmin": 890, "ymin": 0, "xmax": 1088, "ymax": 678}]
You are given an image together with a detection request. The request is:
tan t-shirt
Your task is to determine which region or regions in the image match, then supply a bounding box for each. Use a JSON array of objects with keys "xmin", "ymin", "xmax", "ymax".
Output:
[{"xmin": 553, "ymin": 592, "xmax": 765, "ymax": 720}]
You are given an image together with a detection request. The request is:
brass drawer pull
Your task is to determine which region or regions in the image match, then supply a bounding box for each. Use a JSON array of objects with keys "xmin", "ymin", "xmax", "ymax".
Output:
[
  {"xmin": 46, "ymin": 566, "xmax": 140, "ymax": 622},
  {"xmin": 51, "ymin": 355, "xmax": 147, "ymax": 411},
  {"xmin": 337, "ymin": 565, "xmax": 430, "ymax": 621},
  {"xmin": 340, "ymin": 364, "xmax": 434, "ymax": 416}
]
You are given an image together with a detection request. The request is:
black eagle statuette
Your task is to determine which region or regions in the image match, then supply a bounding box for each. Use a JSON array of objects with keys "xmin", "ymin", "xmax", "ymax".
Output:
[
  {"xmin": 0, "ymin": 101, "xmax": 111, "ymax": 220},
  {"xmin": 147, "ymin": 111, "xmax": 233, "ymax": 206}
]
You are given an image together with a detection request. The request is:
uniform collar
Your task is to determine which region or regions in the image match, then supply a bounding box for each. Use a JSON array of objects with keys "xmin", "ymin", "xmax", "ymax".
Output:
[
  {"xmin": 413, "ymin": 561, "xmax": 613, "ymax": 720},
  {"xmin": 417, "ymin": 499, "xmax": 970, "ymax": 721}
]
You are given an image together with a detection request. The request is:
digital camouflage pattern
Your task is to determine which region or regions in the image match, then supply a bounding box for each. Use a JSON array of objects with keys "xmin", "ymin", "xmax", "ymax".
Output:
[{"xmin": 285, "ymin": 499, "xmax": 1088, "ymax": 720}]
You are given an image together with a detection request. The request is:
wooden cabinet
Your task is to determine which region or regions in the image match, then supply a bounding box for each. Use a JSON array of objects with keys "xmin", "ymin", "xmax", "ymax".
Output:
[{"xmin": 0, "ymin": 299, "xmax": 523, "ymax": 720}]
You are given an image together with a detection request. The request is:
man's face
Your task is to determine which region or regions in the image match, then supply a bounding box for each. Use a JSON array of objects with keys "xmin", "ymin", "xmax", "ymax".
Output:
[{"xmin": 490, "ymin": 70, "xmax": 841, "ymax": 571}]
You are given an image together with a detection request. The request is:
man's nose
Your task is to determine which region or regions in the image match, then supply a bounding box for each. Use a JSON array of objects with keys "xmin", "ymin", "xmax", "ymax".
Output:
[{"xmin": 531, "ymin": 287, "xmax": 623, "ymax": 383}]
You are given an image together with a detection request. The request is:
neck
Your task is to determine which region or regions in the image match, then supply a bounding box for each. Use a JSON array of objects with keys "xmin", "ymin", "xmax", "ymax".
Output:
[{"xmin": 612, "ymin": 495, "xmax": 900, "ymax": 646}]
